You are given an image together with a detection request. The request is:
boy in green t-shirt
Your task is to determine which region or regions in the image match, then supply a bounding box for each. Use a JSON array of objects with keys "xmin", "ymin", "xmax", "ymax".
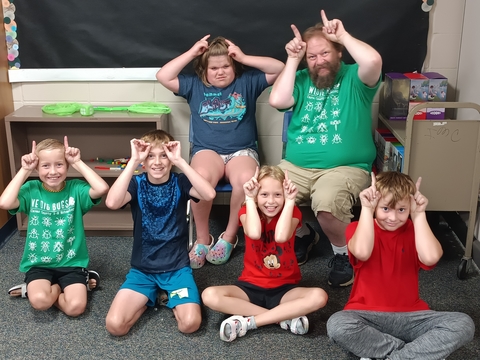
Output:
[{"xmin": 0, "ymin": 137, "xmax": 109, "ymax": 317}]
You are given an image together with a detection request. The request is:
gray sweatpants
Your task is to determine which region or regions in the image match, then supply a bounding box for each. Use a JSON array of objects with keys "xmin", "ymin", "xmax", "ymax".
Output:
[{"xmin": 326, "ymin": 310, "xmax": 474, "ymax": 360}]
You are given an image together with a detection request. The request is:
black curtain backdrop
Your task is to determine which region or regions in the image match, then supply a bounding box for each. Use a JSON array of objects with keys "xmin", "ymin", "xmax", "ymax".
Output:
[{"xmin": 14, "ymin": 0, "xmax": 428, "ymax": 75}]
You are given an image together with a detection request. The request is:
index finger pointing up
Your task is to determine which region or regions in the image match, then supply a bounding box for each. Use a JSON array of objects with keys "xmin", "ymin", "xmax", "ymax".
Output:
[
  {"xmin": 31, "ymin": 140, "xmax": 36, "ymax": 155},
  {"xmin": 415, "ymin": 177, "xmax": 422, "ymax": 192},
  {"xmin": 64, "ymin": 135, "xmax": 69, "ymax": 149},
  {"xmin": 370, "ymin": 172, "xmax": 376, "ymax": 188},
  {"xmin": 290, "ymin": 24, "xmax": 302, "ymax": 40},
  {"xmin": 320, "ymin": 9, "xmax": 329, "ymax": 24}
]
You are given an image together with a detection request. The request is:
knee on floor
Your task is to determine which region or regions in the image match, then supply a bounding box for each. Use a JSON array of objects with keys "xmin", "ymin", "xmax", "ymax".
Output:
[
  {"xmin": 28, "ymin": 292, "xmax": 54, "ymax": 311},
  {"xmin": 177, "ymin": 313, "xmax": 201, "ymax": 334},
  {"xmin": 63, "ymin": 299, "xmax": 87, "ymax": 317},
  {"xmin": 105, "ymin": 315, "xmax": 129, "ymax": 337}
]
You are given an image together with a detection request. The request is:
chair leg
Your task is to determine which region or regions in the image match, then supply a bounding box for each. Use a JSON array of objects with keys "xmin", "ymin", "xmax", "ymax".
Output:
[{"xmin": 187, "ymin": 200, "xmax": 194, "ymax": 251}]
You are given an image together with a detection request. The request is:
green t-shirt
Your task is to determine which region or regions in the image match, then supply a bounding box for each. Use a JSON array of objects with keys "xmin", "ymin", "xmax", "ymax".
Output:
[
  {"xmin": 285, "ymin": 62, "xmax": 380, "ymax": 171},
  {"xmin": 10, "ymin": 179, "xmax": 100, "ymax": 272}
]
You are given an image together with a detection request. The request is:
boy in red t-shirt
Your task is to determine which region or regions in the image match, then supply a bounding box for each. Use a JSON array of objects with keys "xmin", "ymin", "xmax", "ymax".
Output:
[
  {"xmin": 202, "ymin": 165, "xmax": 328, "ymax": 342},
  {"xmin": 327, "ymin": 171, "xmax": 474, "ymax": 360}
]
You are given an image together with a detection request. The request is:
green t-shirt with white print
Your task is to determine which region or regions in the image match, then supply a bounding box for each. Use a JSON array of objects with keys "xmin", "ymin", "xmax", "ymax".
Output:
[
  {"xmin": 286, "ymin": 62, "xmax": 380, "ymax": 172},
  {"xmin": 10, "ymin": 179, "xmax": 100, "ymax": 272}
]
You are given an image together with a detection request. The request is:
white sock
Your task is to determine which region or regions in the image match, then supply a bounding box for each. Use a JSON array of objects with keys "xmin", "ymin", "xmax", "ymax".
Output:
[
  {"xmin": 246, "ymin": 316, "xmax": 257, "ymax": 330},
  {"xmin": 331, "ymin": 244, "xmax": 347, "ymax": 255},
  {"xmin": 295, "ymin": 224, "xmax": 310, "ymax": 238}
]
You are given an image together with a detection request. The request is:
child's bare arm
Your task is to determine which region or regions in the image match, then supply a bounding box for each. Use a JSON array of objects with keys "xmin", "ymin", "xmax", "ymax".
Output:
[
  {"xmin": 225, "ymin": 39, "xmax": 284, "ymax": 85},
  {"xmin": 105, "ymin": 138, "xmax": 149, "ymax": 209},
  {"xmin": 240, "ymin": 167, "xmax": 262, "ymax": 240},
  {"xmin": 348, "ymin": 172, "xmax": 377, "ymax": 261},
  {"xmin": 275, "ymin": 170, "xmax": 300, "ymax": 243},
  {"xmin": 156, "ymin": 35, "xmax": 210, "ymax": 93},
  {"xmin": 64, "ymin": 136, "xmax": 109, "ymax": 199},
  {"xmin": 411, "ymin": 177, "xmax": 443, "ymax": 265},
  {"xmin": 164, "ymin": 141, "xmax": 216, "ymax": 201},
  {"xmin": 0, "ymin": 141, "xmax": 37, "ymax": 210}
]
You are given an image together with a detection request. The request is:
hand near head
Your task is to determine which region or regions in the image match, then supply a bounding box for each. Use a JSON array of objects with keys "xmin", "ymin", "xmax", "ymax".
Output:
[
  {"xmin": 359, "ymin": 172, "xmax": 381, "ymax": 211},
  {"xmin": 190, "ymin": 35, "xmax": 210, "ymax": 57},
  {"xmin": 285, "ymin": 24, "xmax": 306, "ymax": 60},
  {"xmin": 225, "ymin": 39, "xmax": 245, "ymax": 63},
  {"xmin": 130, "ymin": 138, "xmax": 151, "ymax": 163},
  {"xmin": 320, "ymin": 9, "xmax": 347, "ymax": 44},
  {"xmin": 283, "ymin": 170, "xmax": 298, "ymax": 201},
  {"xmin": 243, "ymin": 166, "xmax": 260, "ymax": 199},
  {"xmin": 163, "ymin": 141, "xmax": 181, "ymax": 164},
  {"xmin": 21, "ymin": 140, "xmax": 38, "ymax": 171},
  {"xmin": 64, "ymin": 136, "xmax": 81, "ymax": 164},
  {"xmin": 410, "ymin": 177, "xmax": 428, "ymax": 218}
]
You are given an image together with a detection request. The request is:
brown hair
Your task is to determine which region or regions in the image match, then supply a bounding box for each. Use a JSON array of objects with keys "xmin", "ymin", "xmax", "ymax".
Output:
[
  {"xmin": 193, "ymin": 36, "xmax": 243, "ymax": 86},
  {"xmin": 140, "ymin": 129, "xmax": 174, "ymax": 148},
  {"xmin": 375, "ymin": 171, "xmax": 416, "ymax": 207},
  {"xmin": 302, "ymin": 23, "xmax": 344, "ymax": 55}
]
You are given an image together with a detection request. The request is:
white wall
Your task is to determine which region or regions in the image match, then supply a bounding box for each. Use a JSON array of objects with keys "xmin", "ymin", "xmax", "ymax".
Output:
[{"xmin": 456, "ymin": 0, "xmax": 480, "ymax": 119}]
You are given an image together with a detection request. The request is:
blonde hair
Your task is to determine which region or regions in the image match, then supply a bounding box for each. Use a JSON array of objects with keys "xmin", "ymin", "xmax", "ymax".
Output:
[
  {"xmin": 375, "ymin": 171, "xmax": 416, "ymax": 207},
  {"xmin": 257, "ymin": 165, "xmax": 285, "ymax": 184},
  {"xmin": 140, "ymin": 129, "xmax": 174, "ymax": 148},
  {"xmin": 35, "ymin": 138, "xmax": 64, "ymax": 155},
  {"xmin": 193, "ymin": 36, "xmax": 243, "ymax": 86}
]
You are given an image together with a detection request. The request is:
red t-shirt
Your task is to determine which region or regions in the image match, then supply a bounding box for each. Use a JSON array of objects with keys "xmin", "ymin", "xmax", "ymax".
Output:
[
  {"xmin": 344, "ymin": 219, "xmax": 436, "ymax": 312},
  {"xmin": 238, "ymin": 205, "xmax": 302, "ymax": 288}
]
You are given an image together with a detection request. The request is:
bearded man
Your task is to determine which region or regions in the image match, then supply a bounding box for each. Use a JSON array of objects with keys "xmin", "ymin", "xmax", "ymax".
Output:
[{"xmin": 269, "ymin": 10, "xmax": 382, "ymax": 288}]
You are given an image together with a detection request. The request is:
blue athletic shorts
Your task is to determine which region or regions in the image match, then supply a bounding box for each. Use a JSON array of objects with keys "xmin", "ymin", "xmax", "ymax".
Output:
[{"xmin": 120, "ymin": 266, "xmax": 200, "ymax": 308}]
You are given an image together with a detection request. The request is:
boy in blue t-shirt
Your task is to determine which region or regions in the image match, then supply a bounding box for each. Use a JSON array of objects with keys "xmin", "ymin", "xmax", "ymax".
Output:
[{"xmin": 105, "ymin": 129, "xmax": 215, "ymax": 336}]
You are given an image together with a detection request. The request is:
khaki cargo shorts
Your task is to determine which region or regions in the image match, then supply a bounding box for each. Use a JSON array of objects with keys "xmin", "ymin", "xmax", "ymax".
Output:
[{"xmin": 278, "ymin": 160, "xmax": 370, "ymax": 223}]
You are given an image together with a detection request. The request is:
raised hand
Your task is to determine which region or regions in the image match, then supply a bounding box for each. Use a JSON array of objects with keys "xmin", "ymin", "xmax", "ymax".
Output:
[
  {"xmin": 283, "ymin": 170, "xmax": 298, "ymax": 200},
  {"xmin": 189, "ymin": 35, "xmax": 210, "ymax": 57},
  {"xmin": 64, "ymin": 136, "xmax": 81, "ymax": 164},
  {"xmin": 320, "ymin": 9, "xmax": 347, "ymax": 43},
  {"xmin": 359, "ymin": 172, "xmax": 380, "ymax": 210},
  {"xmin": 163, "ymin": 141, "xmax": 181, "ymax": 163},
  {"xmin": 243, "ymin": 166, "xmax": 260, "ymax": 199},
  {"xmin": 410, "ymin": 177, "xmax": 428, "ymax": 217},
  {"xmin": 225, "ymin": 39, "xmax": 246, "ymax": 63},
  {"xmin": 130, "ymin": 138, "xmax": 151, "ymax": 163},
  {"xmin": 285, "ymin": 24, "xmax": 306, "ymax": 60},
  {"xmin": 21, "ymin": 140, "xmax": 38, "ymax": 171}
]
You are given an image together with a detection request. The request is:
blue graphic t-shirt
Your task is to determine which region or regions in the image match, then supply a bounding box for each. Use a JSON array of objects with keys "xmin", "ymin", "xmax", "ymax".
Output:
[
  {"xmin": 127, "ymin": 172, "xmax": 192, "ymax": 273},
  {"xmin": 177, "ymin": 70, "xmax": 269, "ymax": 155}
]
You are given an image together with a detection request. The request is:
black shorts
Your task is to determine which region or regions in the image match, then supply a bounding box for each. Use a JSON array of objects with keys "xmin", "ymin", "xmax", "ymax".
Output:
[
  {"xmin": 235, "ymin": 281, "xmax": 298, "ymax": 309},
  {"xmin": 24, "ymin": 267, "xmax": 88, "ymax": 291}
]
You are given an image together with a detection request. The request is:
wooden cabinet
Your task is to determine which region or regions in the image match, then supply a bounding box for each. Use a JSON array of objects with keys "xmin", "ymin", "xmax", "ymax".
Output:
[
  {"xmin": 378, "ymin": 102, "xmax": 480, "ymax": 278},
  {"xmin": 5, "ymin": 105, "xmax": 169, "ymax": 235}
]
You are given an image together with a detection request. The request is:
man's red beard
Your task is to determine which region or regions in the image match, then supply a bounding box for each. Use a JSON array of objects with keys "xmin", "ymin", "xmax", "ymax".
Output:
[{"xmin": 309, "ymin": 60, "xmax": 340, "ymax": 89}]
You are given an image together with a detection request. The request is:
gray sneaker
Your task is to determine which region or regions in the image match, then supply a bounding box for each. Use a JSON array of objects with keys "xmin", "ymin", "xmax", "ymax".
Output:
[{"xmin": 327, "ymin": 253, "xmax": 354, "ymax": 287}]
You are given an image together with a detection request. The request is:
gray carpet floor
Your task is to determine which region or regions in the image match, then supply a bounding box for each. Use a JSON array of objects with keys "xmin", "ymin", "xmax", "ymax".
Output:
[{"xmin": 0, "ymin": 206, "xmax": 479, "ymax": 360}]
